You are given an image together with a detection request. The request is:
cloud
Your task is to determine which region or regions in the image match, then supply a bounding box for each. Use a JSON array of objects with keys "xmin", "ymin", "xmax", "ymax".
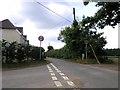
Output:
[{"xmin": 11, "ymin": 1, "xmax": 73, "ymax": 30}]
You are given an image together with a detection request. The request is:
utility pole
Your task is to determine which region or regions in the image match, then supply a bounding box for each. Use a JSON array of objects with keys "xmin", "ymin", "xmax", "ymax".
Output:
[
  {"xmin": 73, "ymin": 8, "xmax": 76, "ymax": 21},
  {"xmin": 73, "ymin": 8, "xmax": 78, "ymax": 28}
]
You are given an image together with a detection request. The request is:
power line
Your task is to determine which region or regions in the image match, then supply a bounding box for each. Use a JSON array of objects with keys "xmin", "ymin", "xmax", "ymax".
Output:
[{"xmin": 34, "ymin": 0, "xmax": 72, "ymax": 23}]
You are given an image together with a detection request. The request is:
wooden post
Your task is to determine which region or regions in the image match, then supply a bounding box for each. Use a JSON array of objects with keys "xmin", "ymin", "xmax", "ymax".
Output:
[{"xmin": 89, "ymin": 44, "xmax": 100, "ymax": 64}]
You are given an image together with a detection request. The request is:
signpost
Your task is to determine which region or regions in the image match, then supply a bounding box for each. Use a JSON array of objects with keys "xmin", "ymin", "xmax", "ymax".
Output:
[{"xmin": 38, "ymin": 36, "xmax": 44, "ymax": 60}]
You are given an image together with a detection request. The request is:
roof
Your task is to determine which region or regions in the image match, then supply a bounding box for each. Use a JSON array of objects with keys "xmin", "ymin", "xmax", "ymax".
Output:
[
  {"xmin": 16, "ymin": 27, "xmax": 23, "ymax": 34},
  {"xmin": 0, "ymin": 19, "xmax": 16, "ymax": 29}
]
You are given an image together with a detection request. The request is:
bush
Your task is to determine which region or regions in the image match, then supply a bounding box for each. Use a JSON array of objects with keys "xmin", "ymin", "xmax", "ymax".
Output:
[
  {"xmin": 98, "ymin": 56, "xmax": 114, "ymax": 64},
  {"xmin": 2, "ymin": 39, "xmax": 46, "ymax": 64}
]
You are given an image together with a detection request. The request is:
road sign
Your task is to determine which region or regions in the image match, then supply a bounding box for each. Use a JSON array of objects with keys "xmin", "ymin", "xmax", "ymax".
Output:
[{"xmin": 38, "ymin": 36, "xmax": 44, "ymax": 41}]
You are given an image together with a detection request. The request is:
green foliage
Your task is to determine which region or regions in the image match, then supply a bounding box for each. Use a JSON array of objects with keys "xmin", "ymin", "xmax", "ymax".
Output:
[
  {"xmin": 46, "ymin": 46, "xmax": 73, "ymax": 59},
  {"xmin": 47, "ymin": 46, "xmax": 54, "ymax": 51},
  {"xmin": 16, "ymin": 44, "xmax": 26, "ymax": 63},
  {"xmin": 31, "ymin": 46, "xmax": 45, "ymax": 60},
  {"xmin": 105, "ymin": 48, "xmax": 120, "ymax": 56},
  {"xmin": 2, "ymin": 39, "xmax": 46, "ymax": 64},
  {"xmin": 82, "ymin": 2, "xmax": 120, "ymax": 29},
  {"xmin": 98, "ymin": 56, "xmax": 114, "ymax": 64},
  {"xmin": 58, "ymin": 19, "xmax": 107, "ymax": 59}
]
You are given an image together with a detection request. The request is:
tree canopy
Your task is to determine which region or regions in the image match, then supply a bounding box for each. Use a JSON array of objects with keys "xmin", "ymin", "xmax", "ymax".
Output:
[
  {"xmin": 82, "ymin": 2, "xmax": 120, "ymax": 29},
  {"xmin": 58, "ymin": 19, "xmax": 107, "ymax": 59}
]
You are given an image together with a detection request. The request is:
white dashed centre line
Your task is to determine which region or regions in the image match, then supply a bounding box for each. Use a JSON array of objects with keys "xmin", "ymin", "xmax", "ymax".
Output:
[
  {"xmin": 48, "ymin": 63, "xmax": 76, "ymax": 87},
  {"xmin": 47, "ymin": 64, "xmax": 63, "ymax": 87},
  {"xmin": 59, "ymin": 73, "xmax": 65, "ymax": 76},
  {"xmin": 49, "ymin": 70, "xmax": 53, "ymax": 72},
  {"xmin": 54, "ymin": 81, "xmax": 62, "ymax": 87},
  {"xmin": 67, "ymin": 81, "xmax": 75, "ymax": 86},
  {"xmin": 62, "ymin": 76, "xmax": 69, "ymax": 80},
  {"xmin": 50, "ymin": 73, "xmax": 55, "ymax": 76},
  {"xmin": 57, "ymin": 70, "xmax": 61, "ymax": 73},
  {"xmin": 52, "ymin": 76, "xmax": 58, "ymax": 80}
]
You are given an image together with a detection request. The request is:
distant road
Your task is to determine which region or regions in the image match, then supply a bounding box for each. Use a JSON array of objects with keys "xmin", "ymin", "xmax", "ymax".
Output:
[{"xmin": 2, "ymin": 57, "xmax": 118, "ymax": 88}]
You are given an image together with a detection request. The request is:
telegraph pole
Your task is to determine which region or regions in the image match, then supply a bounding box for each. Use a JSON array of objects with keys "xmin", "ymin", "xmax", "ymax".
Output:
[{"xmin": 73, "ymin": 8, "xmax": 76, "ymax": 21}]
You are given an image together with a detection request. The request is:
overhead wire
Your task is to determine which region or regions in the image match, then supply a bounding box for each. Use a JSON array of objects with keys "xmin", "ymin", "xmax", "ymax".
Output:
[{"xmin": 34, "ymin": 0, "xmax": 72, "ymax": 23}]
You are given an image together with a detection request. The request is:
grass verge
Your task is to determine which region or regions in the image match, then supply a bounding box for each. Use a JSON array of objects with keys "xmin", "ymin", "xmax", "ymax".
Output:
[
  {"xmin": 62, "ymin": 58, "xmax": 98, "ymax": 64},
  {"xmin": 60, "ymin": 58, "xmax": 119, "ymax": 71},
  {"xmin": 2, "ymin": 59, "xmax": 51, "ymax": 71}
]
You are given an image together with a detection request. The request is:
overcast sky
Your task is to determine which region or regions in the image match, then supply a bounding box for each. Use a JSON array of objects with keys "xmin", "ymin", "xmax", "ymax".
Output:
[{"xmin": 0, "ymin": 0, "xmax": 118, "ymax": 51}]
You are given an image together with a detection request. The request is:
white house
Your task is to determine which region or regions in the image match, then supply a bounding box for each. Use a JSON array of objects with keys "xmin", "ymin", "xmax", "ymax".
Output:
[{"xmin": 0, "ymin": 19, "xmax": 29, "ymax": 44}]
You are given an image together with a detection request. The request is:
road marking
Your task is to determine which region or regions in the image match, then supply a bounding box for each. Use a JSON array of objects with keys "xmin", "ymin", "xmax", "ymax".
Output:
[
  {"xmin": 47, "ymin": 65, "xmax": 50, "ymax": 69},
  {"xmin": 47, "ymin": 65, "xmax": 63, "ymax": 87},
  {"xmin": 47, "ymin": 65, "xmax": 52, "ymax": 71},
  {"xmin": 50, "ymin": 73, "xmax": 55, "ymax": 76},
  {"xmin": 49, "ymin": 70, "xmax": 53, "ymax": 72},
  {"xmin": 50, "ymin": 63, "xmax": 58, "ymax": 70},
  {"xmin": 49, "ymin": 63, "xmax": 76, "ymax": 87},
  {"xmin": 59, "ymin": 73, "xmax": 65, "ymax": 76},
  {"xmin": 52, "ymin": 76, "xmax": 58, "ymax": 80},
  {"xmin": 47, "ymin": 65, "xmax": 53, "ymax": 72},
  {"xmin": 54, "ymin": 81, "xmax": 62, "ymax": 87},
  {"xmin": 57, "ymin": 70, "xmax": 61, "ymax": 73},
  {"xmin": 62, "ymin": 76, "xmax": 69, "ymax": 80},
  {"xmin": 67, "ymin": 81, "xmax": 75, "ymax": 86},
  {"xmin": 55, "ymin": 68, "xmax": 59, "ymax": 71},
  {"xmin": 48, "ymin": 69, "xmax": 52, "ymax": 71}
]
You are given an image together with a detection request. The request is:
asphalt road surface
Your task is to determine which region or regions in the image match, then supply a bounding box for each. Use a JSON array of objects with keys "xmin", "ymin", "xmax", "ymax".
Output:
[{"xmin": 2, "ymin": 57, "xmax": 119, "ymax": 88}]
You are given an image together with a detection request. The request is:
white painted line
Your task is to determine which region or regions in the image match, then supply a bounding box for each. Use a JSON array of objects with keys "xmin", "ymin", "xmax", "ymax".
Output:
[
  {"xmin": 54, "ymin": 81, "xmax": 62, "ymax": 87},
  {"xmin": 50, "ymin": 73, "xmax": 55, "ymax": 76},
  {"xmin": 55, "ymin": 68, "xmax": 59, "ymax": 71},
  {"xmin": 57, "ymin": 70, "xmax": 61, "ymax": 73},
  {"xmin": 53, "ymin": 66, "xmax": 58, "ymax": 70},
  {"xmin": 50, "ymin": 63, "xmax": 58, "ymax": 70},
  {"xmin": 52, "ymin": 76, "xmax": 58, "ymax": 80},
  {"xmin": 48, "ymin": 69, "xmax": 52, "ymax": 71},
  {"xmin": 47, "ymin": 65, "xmax": 52, "ymax": 70},
  {"xmin": 49, "ymin": 70, "xmax": 53, "ymax": 72},
  {"xmin": 59, "ymin": 73, "xmax": 65, "ymax": 76},
  {"xmin": 50, "ymin": 63, "xmax": 56, "ymax": 67},
  {"xmin": 67, "ymin": 81, "xmax": 75, "ymax": 86},
  {"xmin": 50, "ymin": 63, "xmax": 53, "ymax": 66},
  {"xmin": 47, "ymin": 65, "xmax": 50, "ymax": 68},
  {"xmin": 62, "ymin": 76, "xmax": 69, "ymax": 80}
]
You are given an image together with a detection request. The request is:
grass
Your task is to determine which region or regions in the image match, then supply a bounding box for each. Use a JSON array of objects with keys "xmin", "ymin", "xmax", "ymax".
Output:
[
  {"xmin": 59, "ymin": 58, "xmax": 119, "ymax": 71},
  {"xmin": 62, "ymin": 57, "xmax": 119, "ymax": 64},
  {"xmin": 62, "ymin": 58, "xmax": 98, "ymax": 64},
  {"xmin": 107, "ymin": 56, "xmax": 120, "ymax": 64},
  {"xmin": 2, "ymin": 59, "xmax": 51, "ymax": 71}
]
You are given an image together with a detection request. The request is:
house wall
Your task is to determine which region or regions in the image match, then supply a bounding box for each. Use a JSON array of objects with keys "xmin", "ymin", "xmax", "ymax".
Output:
[
  {"xmin": 2, "ymin": 28, "xmax": 21, "ymax": 43},
  {"xmin": 20, "ymin": 35, "xmax": 26, "ymax": 44}
]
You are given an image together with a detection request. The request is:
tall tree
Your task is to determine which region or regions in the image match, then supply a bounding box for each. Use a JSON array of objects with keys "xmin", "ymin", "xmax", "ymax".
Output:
[{"xmin": 58, "ymin": 20, "xmax": 107, "ymax": 59}]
